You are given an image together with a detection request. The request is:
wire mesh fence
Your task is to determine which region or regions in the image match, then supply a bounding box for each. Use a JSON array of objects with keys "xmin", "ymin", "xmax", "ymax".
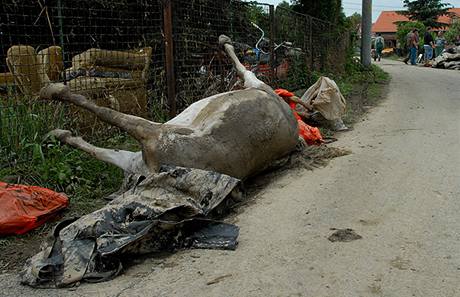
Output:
[{"xmin": 1, "ymin": 0, "xmax": 351, "ymax": 167}]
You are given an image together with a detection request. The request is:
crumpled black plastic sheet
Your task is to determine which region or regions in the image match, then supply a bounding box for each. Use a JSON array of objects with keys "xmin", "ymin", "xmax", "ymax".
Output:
[{"xmin": 21, "ymin": 166, "xmax": 241, "ymax": 288}]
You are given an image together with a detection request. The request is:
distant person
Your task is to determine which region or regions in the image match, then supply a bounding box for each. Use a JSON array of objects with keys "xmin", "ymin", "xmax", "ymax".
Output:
[
  {"xmin": 409, "ymin": 29, "xmax": 419, "ymax": 65},
  {"xmin": 435, "ymin": 31, "xmax": 446, "ymax": 57},
  {"xmin": 423, "ymin": 27, "xmax": 434, "ymax": 66},
  {"xmin": 396, "ymin": 40, "xmax": 402, "ymax": 56},
  {"xmin": 403, "ymin": 30, "xmax": 414, "ymax": 64},
  {"xmin": 373, "ymin": 33, "xmax": 385, "ymax": 62}
]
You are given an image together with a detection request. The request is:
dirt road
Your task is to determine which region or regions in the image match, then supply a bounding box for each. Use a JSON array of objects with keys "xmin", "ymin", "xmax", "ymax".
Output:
[{"xmin": 1, "ymin": 60, "xmax": 459, "ymax": 296}]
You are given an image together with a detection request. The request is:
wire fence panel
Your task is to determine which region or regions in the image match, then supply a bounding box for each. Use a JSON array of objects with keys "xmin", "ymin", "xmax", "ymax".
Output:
[
  {"xmin": 171, "ymin": 0, "xmax": 272, "ymax": 109},
  {"xmin": 1, "ymin": 0, "xmax": 351, "ymax": 168},
  {"xmin": 1, "ymin": 0, "xmax": 165, "ymax": 166},
  {"xmin": 274, "ymin": 6, "xmax": 312, "ymax": 90}
]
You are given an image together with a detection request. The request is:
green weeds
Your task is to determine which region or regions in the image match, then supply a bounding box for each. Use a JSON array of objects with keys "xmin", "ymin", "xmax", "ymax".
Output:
[{"xmin": 0, "ymin": 93, "xmax": 129, "ymax": 217}]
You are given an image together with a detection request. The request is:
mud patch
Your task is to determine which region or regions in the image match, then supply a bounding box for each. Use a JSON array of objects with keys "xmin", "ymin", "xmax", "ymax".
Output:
[
  {"xmin": 390, "ymin": 256, "xmax": 411, "ymax": 270},
  {"xmin": 247, "ymin": 145, "xmax": 350, "ymax": 195},
  {"xmin": 290, "ymin": 145, "xmax": 351, "ymax": 170},
  {"xmin": 328, "ymin": 228, "xmax": 362, "ymax": 242},
  {"xmin": 369, "ymin": 283, "xmax": 382, "ymax": 294},
  {"xmin": 359, "ymin": 219, "xmax": 380, "ymax": 226},
  {"xmin": 0, "ymin": 222, "xmax": 55, "ymax": 273},
  {"xmin": 206, "ymin": 274, "xmax": 232, "ymax": 285}
]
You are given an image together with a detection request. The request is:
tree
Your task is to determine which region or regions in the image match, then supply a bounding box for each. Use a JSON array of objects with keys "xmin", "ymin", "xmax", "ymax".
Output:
[
  {"xmin": 399, "ymin": 0, "xmax": 453, "ymax": 28},
  {"xmin": 346, "ymin": 12, "xmax": 362, "ymax": 30},
  {"xmin": 277, "ymin": 1, "xmax": 291, "ymax": 10},
  {"xmin": 344, "ymin": 13, "xmax": 362, "ymax": 48},
  {"xmin": 247, "ymin": 3, "xmax": 268, "ymax": 26},
  {"xmin": 396, "ymin": 21, "xmax": 426, "ymax": 50},
  {"xmin": 290, "ymin": 0, "xmax": 343, "ymax": 24},
  {"xmin": 445, "ymin": 22, "xmax": 460, "ymax": 43}
]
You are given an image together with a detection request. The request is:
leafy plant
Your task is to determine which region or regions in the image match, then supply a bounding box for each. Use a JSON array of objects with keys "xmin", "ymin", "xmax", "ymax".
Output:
[
  {"xmin": 445, "ymin": 21, "xmax": 460, "ymax": 43},
  {"xmin": 291, "ymin": 0, "xmax": 344, "ymax": 25},
  {"xmin": 399, "ymin": 0, "xmax": 453, "ymax": 28},
  {"xmin": 396, "ymin": 21, "xmax": 426, "ymax": 50},
  {"xmin": 0, "ymin": 135, "xmax": 124, "ymax": 216},
  {"xmin": 0, "ymin": 94, "xmax": 128, "ymax": 217},
  {"xmin": 0, "ymin": 93, "xmax": 67, "ymax": 167}
]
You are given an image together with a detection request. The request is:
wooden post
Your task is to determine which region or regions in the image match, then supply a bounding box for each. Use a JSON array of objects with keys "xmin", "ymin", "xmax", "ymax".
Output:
[{"xmin": 163, "ymin": 0, "xmax": 176, "ymax": 118}]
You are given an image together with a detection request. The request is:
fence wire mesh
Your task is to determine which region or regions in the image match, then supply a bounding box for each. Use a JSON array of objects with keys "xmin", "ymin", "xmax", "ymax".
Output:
[{"xmin": 1, "ymin": 0, "xmax": 350, "ymax": 167}]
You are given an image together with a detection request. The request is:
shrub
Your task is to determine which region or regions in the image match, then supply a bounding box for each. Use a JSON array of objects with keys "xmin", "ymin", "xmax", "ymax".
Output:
[
  {"xmin": 396, "ymin": 21, "xmax": 426, "ymax": 50},
  {"xmin": 445, "ymin": 22, "xmax": 460, "ymax": 44}
]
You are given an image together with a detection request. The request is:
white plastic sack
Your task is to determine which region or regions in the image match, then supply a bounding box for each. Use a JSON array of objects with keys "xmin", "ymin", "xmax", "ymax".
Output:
[{"xmin": 300, "ymin": 76, "xmax": 346, "ymax": 121}]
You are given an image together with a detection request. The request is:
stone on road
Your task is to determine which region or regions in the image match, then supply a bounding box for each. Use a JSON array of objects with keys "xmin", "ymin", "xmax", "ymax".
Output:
[{"xmin": 1, "ymin": 59, "xmax": 459, "ymax": 296}]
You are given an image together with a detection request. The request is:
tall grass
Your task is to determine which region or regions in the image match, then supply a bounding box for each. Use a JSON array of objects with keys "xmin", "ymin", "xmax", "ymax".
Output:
[
  {"xmin": 0, "ymin": 92, "xmax": 66, "ymax": 167},
  {"xmin": 0, "ymin": 91, "xmax": 125, "ymax": 216}
]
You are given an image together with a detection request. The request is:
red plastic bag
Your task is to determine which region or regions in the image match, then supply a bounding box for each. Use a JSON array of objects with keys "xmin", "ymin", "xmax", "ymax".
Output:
[
  {"xmin": 0, "ymin": 182, "xmax": 68, "ymax": 236},
  {"xmin": 297, "ymin": 119, "xmax": 323, "ymax": 145},
  {"xmin": 275, "ymin": 89, "xmax": 324, "ymax": 145},
  {"xmin": 292, "ymin": 109, "xmax": 323, "ymax": 145}
]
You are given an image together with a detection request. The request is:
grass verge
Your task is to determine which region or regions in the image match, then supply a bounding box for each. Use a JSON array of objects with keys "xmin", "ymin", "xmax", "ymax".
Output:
[{"xmin": 0, "ymin": 96, "xmax": 137, "ymax": 271}]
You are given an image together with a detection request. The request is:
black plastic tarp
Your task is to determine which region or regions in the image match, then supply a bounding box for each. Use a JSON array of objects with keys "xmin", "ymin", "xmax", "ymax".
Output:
[{"xmin": 21, "ymin": 166, "xmax": 241, "ymax": 288}]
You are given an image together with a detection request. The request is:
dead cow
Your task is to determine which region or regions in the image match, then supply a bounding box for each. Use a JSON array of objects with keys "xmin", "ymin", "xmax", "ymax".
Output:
[{"xmin": 41, "ymin": 35, "xmax": 298, "ymax": 180}]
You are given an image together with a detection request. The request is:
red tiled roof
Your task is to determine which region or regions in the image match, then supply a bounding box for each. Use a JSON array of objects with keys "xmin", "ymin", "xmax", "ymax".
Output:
[
  {"xmin": 439, "ymin": 8, "xmax": 460, "ymax": 24},
  {"xmin": 372, "ymin": 8, "xmax": 460, "ymax": 33},
  {"xmin": 372, "ymin": 11, "xmax": 409, "ymax": 33}
]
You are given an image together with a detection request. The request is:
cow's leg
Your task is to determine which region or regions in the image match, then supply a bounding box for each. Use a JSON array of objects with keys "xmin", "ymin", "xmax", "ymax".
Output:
[
  {"xmin": 49, "ymin": 129, "xmax": 147, "ymax": 174},
  {"xmin": 41, "ymin": 84, "xmax": 160, "ymax": 142},
  {"xmin": 218, "ymin": 35, "xmax": 248, "ymax": 81},
  {"xmin": 219, "ymin": 35, "xmax": 274, "ymax": 95}
]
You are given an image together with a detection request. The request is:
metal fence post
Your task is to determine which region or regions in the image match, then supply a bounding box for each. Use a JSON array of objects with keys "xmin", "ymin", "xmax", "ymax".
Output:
[
  {"xmin": 163, "ymin": 0, "xmax": 176, "ymax": 118},
  {"xmin": 269, "ymin": 4, "xmax": 275, "ymax": 84},
  {"xmin": 57, "ymin": 0, "xmax": 66, "ymax": 81},
  {"xmin": 309, "ymin": 17, "xmax": 313, "ymax": 70},
  {"xmin": 326, "ymin": 23, "xmax": 332, "ymax": 70},
  {"xmin": 303, "ymin": 15, "xmax": 308, "ymax": 70}
]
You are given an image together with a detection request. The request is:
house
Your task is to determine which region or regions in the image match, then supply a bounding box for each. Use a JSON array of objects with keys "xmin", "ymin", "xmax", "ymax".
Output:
[{"xmin": 372, "ymin": 8, "xmax": 460, "ymax": 48}]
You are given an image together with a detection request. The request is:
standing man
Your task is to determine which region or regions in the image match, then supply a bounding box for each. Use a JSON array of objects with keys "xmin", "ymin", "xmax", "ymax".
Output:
[
  {"xmin": 403, "ymin": 30, "xmax": 414, "ymax": 64},
  {"xmin": 374, "ymin": 33, "xmax": 385, "ymax": 62},
  {"xmin": 410, "ymin": 28, "xmax": 419, "ymax": 65},
  {"xmin": 435, "ymin": 31, "xmax": 446, "ymax": 57},
  {"xmin": 423, "ymin": 27, "xmax": 434, "ymax": 66}
]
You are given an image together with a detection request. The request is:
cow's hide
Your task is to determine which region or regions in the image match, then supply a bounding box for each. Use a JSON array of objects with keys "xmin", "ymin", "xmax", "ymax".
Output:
[{"xmin": 21, "ymin": 166, "xmax": 241, "ymax": 288}]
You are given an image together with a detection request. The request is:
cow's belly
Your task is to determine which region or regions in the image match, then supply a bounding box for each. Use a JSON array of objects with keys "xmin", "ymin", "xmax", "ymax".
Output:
[
  {"xmin": 166, "ymin": 90, "xmax": 239, "ymax": 127},
  {"xmin": 157, "ymin": 90, "xmax": 298, "ymax": 179}
]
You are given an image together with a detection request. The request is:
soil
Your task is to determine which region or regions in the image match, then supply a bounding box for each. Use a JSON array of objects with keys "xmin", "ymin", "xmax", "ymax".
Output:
[
  {"xmin": 0, "ymin": 216, "xmax": 61, "ymax": 273},
  {"xmin": 0, "ymin": 228, "xmax": 47, "ymax": 273}
]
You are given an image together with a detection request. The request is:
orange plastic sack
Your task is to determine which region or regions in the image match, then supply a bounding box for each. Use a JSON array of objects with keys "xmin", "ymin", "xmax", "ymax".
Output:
[
  {"xmin": 275, "ymin": 89, "xmax": 324, "ymax": 145},
  {"xmin": 0, "ymin": 182, "xmax": 68, "ymax": 236},
  {"xmin": 297, "ymin": 118, "xmax": 323, "ymax": 145}
]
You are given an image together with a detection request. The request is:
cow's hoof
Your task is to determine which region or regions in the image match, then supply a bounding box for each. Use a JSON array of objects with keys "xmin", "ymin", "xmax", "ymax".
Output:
[
  {"xmin": 40, "ymin": 83, "xmax": 71, "ymax": 101},
  {"xmin": 219, "ymin": 35, "xmax": 232, "ymax": 46},
  {"xmin": 49, "ymin": 129, "xmax": 72, "ymax": 141}
]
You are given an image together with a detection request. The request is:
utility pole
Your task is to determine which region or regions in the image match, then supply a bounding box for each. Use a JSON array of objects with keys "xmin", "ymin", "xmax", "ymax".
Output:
[{"xmin": 361, "ymin": 0, "xmax": 372, "ymax": 67}]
